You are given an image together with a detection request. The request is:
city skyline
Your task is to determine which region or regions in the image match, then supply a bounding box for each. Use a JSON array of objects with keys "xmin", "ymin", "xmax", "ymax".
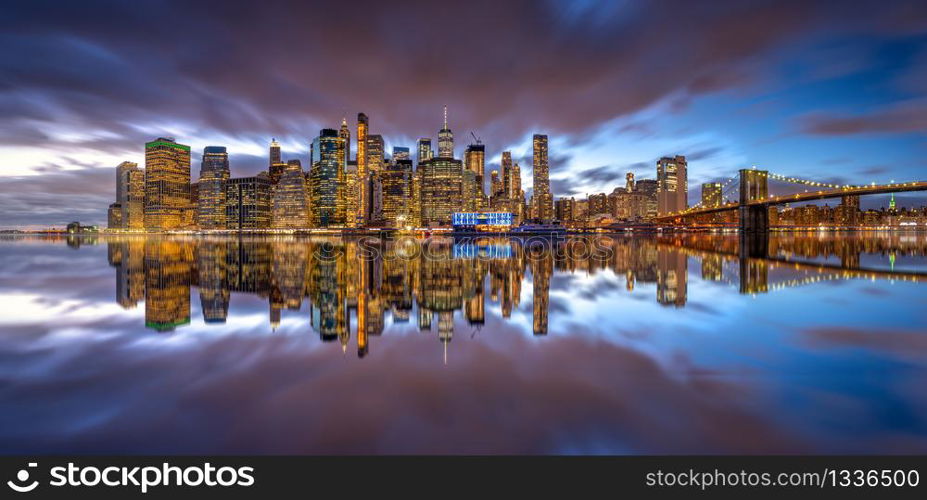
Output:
[{"xmin": 2, "ymin": 0, "xmax": 927, "ymax": 228}]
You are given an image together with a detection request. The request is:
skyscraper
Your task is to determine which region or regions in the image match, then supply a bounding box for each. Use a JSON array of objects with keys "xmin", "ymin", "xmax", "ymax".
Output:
[
  {"xmin": 417, "ymin": 138, "xmax": 433, "ymax": 166},
  {"xmin": 116, "ymin": 161, "xmax": 137, "ymax": 210},
  {"xmin": 532, "ymin": 134, "xmax": 553, "ymax": 221},
  {"xmin": 356, "ymin": 113, "xmax": 369, "ymax": 225},
  {"xmin": 269, "ymin": 138, "xmax": 282, "ymax": 165},
  {"xmin": 464, "ymin": 143, "xmax": 485, "ymax": 209},
  {"xmin": 656, "ymin": 155, "xmax": 688, "ymax": 215},
  {"xmin": 226, "ymin": 173, "xmax": 273, "ymax": 230},
  {"xmin": 144, "ymin": 137, "xmax": 191, "ymax": 230},
  {"xmin": 343, "ymin": 161, "xmax": 359, "ymax": 228},
  {"xmin": 339, "ymin": 118, "xmax": 351, "ymax": 167},
  {"xmin": 501, "ymin": 151, "xmax": 513, "ymax": 201},
  {"xmin": 116, "ymin": 161, "xmax": 144, "ymax": 230},
  {"xmin": 108, "ymin": 203, "xmax": 123, "ymax": 228},
  {"xmin": 197, "ymin": 146, "xmax": 230, "ymax": 229},
  {"xmin": 309, "ymin": 129, "xmax": 345, "ymax": 227},
  {"xmin": 380, "ymin": 159, "xmax": 412, "ymax": 227},
  {"xmin": 701, "ymin": 182, "xmax": 722, "ymax": 209},
  {"xmin": 272, "ymin": 160, "xmax": 309, "ymax": 228},
  {"xmin": 420, "ymin": 156, "xmax": 463, "ymax": 226},
  {"xmin": 437, "ymin": 105, "xmax": 454, "ymax": 158},
  {"xmin": 268, "ymin": 138, "xmax": 286, "ymax": 184},
  {"xmin": 367, "ymin": 134, "xmax": 385, "ymax": 173}
]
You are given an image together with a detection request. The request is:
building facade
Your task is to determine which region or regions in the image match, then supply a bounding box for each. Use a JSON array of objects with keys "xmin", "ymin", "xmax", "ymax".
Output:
[
  {"xmin": 197, "ymin": 146, "xmax": 230, "ymax": 229},
  {"xmin": 272, "ymin": 160, "xmax": 309, "ymax": 228},
  {"xmin": 656, "ymin": 155, "xmax": 688, "ymax": 216},
  {"xmin": 532, "ymin": 134, "xmax": 554, "ymax": 221},
  {"xmin": 227, "ymin": 174, "xmax": 273, "ymax": 230},
  {"xmin": 144, "ymin": 137, "xmax": 191, "ymax": 230}
]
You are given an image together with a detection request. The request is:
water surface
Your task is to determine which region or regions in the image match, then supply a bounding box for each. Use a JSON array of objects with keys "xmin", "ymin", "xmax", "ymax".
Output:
[{"xmin": 1, "ymin": 233, "xmax": 925, "ymax": 454}]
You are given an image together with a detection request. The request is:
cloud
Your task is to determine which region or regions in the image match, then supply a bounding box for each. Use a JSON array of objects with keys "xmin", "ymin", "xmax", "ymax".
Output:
[
  {"xmin": 1, "ymin": 0, "xmax": 926, "ymax": 225},
  {"xmin": 798, "ymin": 99, "xmax": 927, "ymax": 135}
]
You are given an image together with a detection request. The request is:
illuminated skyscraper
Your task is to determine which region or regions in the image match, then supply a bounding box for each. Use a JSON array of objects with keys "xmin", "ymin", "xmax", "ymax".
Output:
[
  {"xmin": 656, "ymin": 155, "xmax": 688, "ymax": 215},
  {"xmin": 410, "ymin": 169, "xmax": 422, "ymax": 227},
  {"xmin": 420, "ymin": 156, "xmax": 463, "ymax": 226},
  {"xmin": 356, "ymin": 113, "xmax": 369, "ymax": 225},
  {"xmin": 339, "ymin": 118, "xmax": 351, "ymax": 167},
  {"xmin": 701, "ymin": 182, "xmax": 722, "ymax": 209},
  {"xmin": 269, "ymin": 138, "xmax": 286, "ymax": 183},
  {"xmin": 367, "ymin": 134, "xmax": 385, "ymax": 173},
  {"xmin": 511, "ymin": 162, "xmax": 522, "ymax": 199},
  {"xmin": 380, "ymin": 159, "xmax": 412, "ymax": 227},
  {"xmin": 417, "ymin": 138, "xmax": 433, "ymax": 166},
  {"xmin": 196, "ymin": 146, "xmax": 230, "ymax": 229},
  {"xmin": 532, "ymin": 134, "xmax": 553, "ymax": 221},
  {"xmin": 269, "ymin": 138, "xmax": 281, "ymax": 165},
  {"xmin": 116, "ymin": 161, "xmax": 137, "ymax": 212},
  {"xmin": 309, "ymin": 129, "xmax": 345, "ymax": 227},
  {"xmin": 343, "ymin": 161, "xmax": 359, "ymax": 227},
  {"xmin": 464, "ymin": 143, "xmax": 485, "ymax": 210},
  {"xmin": 490, "ymin": 170, "xmax": 502, "ymax": 201},
  {"xmin": 144, "ymin": 137, "xmax": 191, "ymax": 230},
  {"xmin": 555, "ymin": 197, "xmax": 575, "ymax": 222},
  {"xmin": 437, "ymin": 105, "xmax": 454, "ymax": 158},
  {"xmin": 226, "ymin": 173, "xmax": 273, "ymax": 229},
  {"xmin": 501, "ymin": 151, "xmax": 513, "ymax": 199},
  {"xmin": 272, "ymin": 160, "xmax": 309, "ymax": 228},
  {"xmin": 108, "ymin": 203, "xmax": 122, "ymax": 228},
  {"xmin": 116, "ymin": 161, "xmax": 144, "ymax": 229}
]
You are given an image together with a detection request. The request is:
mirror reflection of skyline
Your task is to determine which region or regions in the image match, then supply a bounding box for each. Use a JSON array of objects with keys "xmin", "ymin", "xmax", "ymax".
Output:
[{"xmin": 96, "ymin": 234, "xmax": 927, "ymax": 358}]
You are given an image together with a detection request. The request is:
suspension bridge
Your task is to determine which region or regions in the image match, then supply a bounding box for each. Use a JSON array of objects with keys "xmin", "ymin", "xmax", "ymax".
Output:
[{"xmin": 653, "ymin": 168, "xmax": 927, "ymax": 232}]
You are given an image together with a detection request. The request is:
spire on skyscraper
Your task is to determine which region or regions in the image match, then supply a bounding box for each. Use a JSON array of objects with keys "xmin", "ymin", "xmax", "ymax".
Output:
[{"xmin": 443, "ymin": 104, "xmax": 448, "ymax": 130}]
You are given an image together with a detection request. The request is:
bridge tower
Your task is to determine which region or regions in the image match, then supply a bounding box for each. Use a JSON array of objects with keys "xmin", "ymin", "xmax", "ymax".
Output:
[{"xmin": 739, "ymin": 169, "xmax": 769, "ymax": 233}]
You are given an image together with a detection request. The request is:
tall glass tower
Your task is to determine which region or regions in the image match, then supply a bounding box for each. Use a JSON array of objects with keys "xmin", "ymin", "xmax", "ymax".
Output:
[{"xmin": 197, "ymin": 146, "xmax": 230, "ymax": 229}]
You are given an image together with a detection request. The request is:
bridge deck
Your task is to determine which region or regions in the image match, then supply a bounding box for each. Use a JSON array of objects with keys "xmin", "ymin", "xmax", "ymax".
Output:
[{"xmin": 656, "ymin": 181, "xmax": 927, "ymax": 220}]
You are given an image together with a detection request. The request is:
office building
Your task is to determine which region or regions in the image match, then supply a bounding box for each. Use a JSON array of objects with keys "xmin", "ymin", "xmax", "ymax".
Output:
[
  {"xmin": 309, "ymin": 129, "xmax": 345, "ymax": 227},
  {"xmin": 226, "ymin": 173, "xmax": 273, "ymax": 229},
  {"xmin": 701, "ymin": 182, "xmax": 722, "ymax": 209},
  {"xmin": 356, "ymin": 113, "xmax": 369, "ymax": 225},
  {"xmin": 272, "ymin": 160, "xmax": 309, "ymax": 228},
  {"xmin": 532, "ymin": 134, "xmax": 554, "ymax": 221},
  {"xmin": 656, "ymin": 155, "xmax": 688, "ymax": 215},
  {"xmin": 144, "ymin": 137, "xmax": 191, "ymax": 230},
  {"xmin": 196, "ymin": 146, "xmax": 230, "ymax": 229},
  {"xmin": 438, "ymin": 105, "xmax": 454, "ymax": 158},
  {"xmin": 380, "ymin": 159, "xmax": 412, "ymax": 226},
  {"xmin": 420, "ymin": 156, "xmax": 463, "ymax": 226},
  {"xmin": 417, "ymin": 138, "xmax": 433, "ymax": 166}
]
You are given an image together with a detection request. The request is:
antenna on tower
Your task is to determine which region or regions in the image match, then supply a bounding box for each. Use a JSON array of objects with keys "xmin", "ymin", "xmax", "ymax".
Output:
[{"xmin": 443, "ymin": 104, "xmax": 448, "ymax": 130}]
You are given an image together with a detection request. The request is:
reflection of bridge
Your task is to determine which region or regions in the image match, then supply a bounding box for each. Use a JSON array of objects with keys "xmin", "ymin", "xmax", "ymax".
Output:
[
  {"xmin": 654, "ymin": 168, "xmax": 927, "ymax": 232},
  {"xmin": 658, "ymin": 236, "xmax": 927, "ymax": 295}
]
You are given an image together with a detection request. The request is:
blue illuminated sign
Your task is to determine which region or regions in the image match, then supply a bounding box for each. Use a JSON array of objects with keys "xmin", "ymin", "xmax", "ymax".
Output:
[{"xmin": 452, "ymin": 212, "xmax": 514, "ymax": 227}]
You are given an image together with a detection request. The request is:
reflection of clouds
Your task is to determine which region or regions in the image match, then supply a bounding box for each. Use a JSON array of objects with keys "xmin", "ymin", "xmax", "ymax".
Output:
[
  {"xmin": 2, "ymin": 235, "xmax": 927, "ymax": 453},
  {"xmin": 0, "ymin": 327, "xmax": 808, "ymax": 454},
  {"xmin": 802, "ymin": 327, "xmax": 927, "ymax": 364}
]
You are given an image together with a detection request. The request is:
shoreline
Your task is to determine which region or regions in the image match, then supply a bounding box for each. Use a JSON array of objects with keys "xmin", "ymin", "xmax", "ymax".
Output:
[{"xmin": 3, "ymin": 227, "xmax": 927, "ymax": 237}]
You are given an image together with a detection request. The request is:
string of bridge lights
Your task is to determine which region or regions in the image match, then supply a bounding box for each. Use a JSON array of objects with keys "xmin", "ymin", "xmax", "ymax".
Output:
[{"xmin": 663, "ymin": 167, "xmax": 923, "ymax": 217}]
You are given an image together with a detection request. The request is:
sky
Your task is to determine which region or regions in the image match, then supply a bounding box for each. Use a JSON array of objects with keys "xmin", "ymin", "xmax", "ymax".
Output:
[{"xmin": 1, "ymin": 0, "xmax": 927, "ymax": 228}]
